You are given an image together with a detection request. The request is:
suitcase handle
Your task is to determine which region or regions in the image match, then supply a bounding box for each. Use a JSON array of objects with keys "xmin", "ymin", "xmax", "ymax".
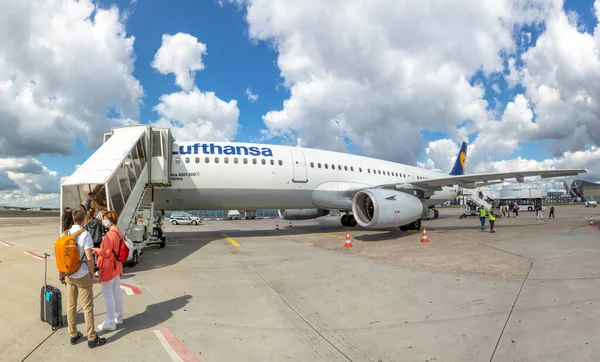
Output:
[{"xmin": 43, "ymin": 253, "xmax": 50, "ymax": 322}]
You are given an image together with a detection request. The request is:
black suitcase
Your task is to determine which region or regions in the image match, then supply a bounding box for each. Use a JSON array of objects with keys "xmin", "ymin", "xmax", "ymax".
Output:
[{"xmin": 40, "ymin": 253, "xmax": 63, "ymax": 330}]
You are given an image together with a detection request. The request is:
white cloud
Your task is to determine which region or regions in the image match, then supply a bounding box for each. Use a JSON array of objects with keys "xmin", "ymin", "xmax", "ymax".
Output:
[
  {"xmin": 0, "ymin": 157, "xmax": 60, "ymax": 207},
  {"xmin": 152, "ymin": 88, "xmax": 240, "ymax": 142},
  {"xmin": 151, "ymin": 33, "xmax": 240, "ymax": 142},
  {"xmin": 245, "ymin": 87, "xmax": 259, "ymax": 102},
  {"xmin": 229, "ymin": 0, "xmax": 555, "ymax": 164},
  {"xmin": 152, "ymin": 33, "xmax": 207, "ymax": 91},
  {"xmin": 417, "ymin": 139, "xmax": 460, "ymax": 173},
  {"xmin": 0, "ymin": 0, "xmax": 143, "ymax": 157}
]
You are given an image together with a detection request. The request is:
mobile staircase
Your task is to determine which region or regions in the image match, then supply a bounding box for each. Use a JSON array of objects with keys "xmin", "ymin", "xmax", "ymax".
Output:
[{"xmin": 60, "ymin": 125, "xmax": 173, "ymax": 266}]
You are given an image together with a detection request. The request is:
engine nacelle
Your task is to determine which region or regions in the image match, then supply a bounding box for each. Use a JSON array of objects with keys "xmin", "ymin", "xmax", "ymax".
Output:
[
  {"xmin": 352, "ymin": 188, "xmax": 427, "ymax": 228},
  {"xmin": 278, "ymin": 208, "xmax": 330, "ymax": 220}
]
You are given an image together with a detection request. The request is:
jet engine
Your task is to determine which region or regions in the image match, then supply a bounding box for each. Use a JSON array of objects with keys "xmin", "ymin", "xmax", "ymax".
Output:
[
  {"xmin": 352, "ymin": 189, "xmax": 427, "ymax": 228},
  {"xmin": 278, "ymin": 209, "xmax": 330, "ymax": 220}
]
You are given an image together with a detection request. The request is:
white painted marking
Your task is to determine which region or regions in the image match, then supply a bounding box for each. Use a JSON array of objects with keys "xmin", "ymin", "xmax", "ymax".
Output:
[{"xmin": 154, "ymin": 330, "xmax": 184, "ymax": 362}]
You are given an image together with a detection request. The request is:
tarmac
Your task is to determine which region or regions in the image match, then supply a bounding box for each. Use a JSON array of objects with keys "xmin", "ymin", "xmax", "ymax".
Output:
[{"xmin": 0, "ymin": 205, "xmax": 599, "ymax": 361}]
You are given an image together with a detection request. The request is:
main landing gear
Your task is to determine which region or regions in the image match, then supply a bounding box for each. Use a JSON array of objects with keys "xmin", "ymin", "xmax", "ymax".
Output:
[
  {"xmin": 399, "ymin": 219, "xmax": 421, "ymax": 232},
  {"xmin": 341, "ymin": 214, "xmax": 357, "ymax": 227}
]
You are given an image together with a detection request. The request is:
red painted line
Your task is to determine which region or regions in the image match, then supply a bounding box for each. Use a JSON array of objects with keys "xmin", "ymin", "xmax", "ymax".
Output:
[
  {"xmin": 120, "ymin": 282, "xmax": 142, "ymax": 294},
  {"xmin": 158, "ymin": 328, "xmax": 200, "ymax": 362},
  {"xmin": 0, "ymin": 240, "xmax": 13, "ymax": 247},
  {"xmin": 23, "ymin": 251, "xmax": 44, "ymax": 260}
]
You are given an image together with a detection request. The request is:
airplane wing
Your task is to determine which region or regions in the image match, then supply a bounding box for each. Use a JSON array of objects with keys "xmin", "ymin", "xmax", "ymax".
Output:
[
  {"xmin": 345, "ymin": 169, "xmax": 587, "ymax": 196},
  {"xmin": 411, "ymin": 169, "xmax": 587, "ymax": 189}
]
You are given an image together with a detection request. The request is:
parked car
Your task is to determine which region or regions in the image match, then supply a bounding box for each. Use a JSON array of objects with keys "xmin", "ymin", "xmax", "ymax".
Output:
[
  {"xmin": 585, "ymin": 201, "xmax": 597, "ymax": 207},
  {"xmin": 228, "ymin": 210, "xmax": 241, "ymax": 220},
  {"xmin": 169, "ymin": 212, "xmax": 201, "ymax": 225}
]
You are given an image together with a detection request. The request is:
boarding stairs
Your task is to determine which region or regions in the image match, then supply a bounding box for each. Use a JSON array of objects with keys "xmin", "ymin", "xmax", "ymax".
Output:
[
  {"xmin": 459, "ymin": 188, "xmax": 493, "ymax": 211},
  {"xmin": 60, "ymin": 125, "xmax": 173, "ymax": 261}
]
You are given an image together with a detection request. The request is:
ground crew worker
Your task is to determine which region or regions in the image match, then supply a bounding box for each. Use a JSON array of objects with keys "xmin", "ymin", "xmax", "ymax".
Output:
[
  {"xmin": 479, "ymin": 206, "xmax": 487, "ymax": 230},
  {"xmin": 549, "ymin": 205, "xmax": 555, "ymax": 218},
  {"xmin": 487, "ymin": 207, "xmax": 496, "ymax": 233}
]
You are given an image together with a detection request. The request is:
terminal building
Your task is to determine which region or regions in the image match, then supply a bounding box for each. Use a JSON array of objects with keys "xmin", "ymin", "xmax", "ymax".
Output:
[{"xmin": 564, "ymin": 180, "xmax": 600, "ymax": 202}]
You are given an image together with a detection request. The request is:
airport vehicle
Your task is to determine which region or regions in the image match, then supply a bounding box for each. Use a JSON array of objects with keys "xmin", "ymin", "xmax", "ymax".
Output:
[
  {"xmin": 169, "ymin": 212, "xmax": 200, "ymax": 225},
  {"xmin": 243, "ymin": 210, "xmax": 257, "ymax": 219},
  {"xmin": 585, "ymin": 200, "xmax": 597, "ymax": 207},
  {"xmin": 59, "ymin": 125, "xmax": 586, "ymax": 254},
  {"xmin": 228, "ymin": 210, "xmax": 241, "ymax": 220}
]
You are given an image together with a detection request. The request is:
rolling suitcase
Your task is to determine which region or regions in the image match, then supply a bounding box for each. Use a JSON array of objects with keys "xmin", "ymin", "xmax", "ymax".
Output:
[{"xmin": 40, "ymin": 253, "xmax": 63, "ymax": 330}]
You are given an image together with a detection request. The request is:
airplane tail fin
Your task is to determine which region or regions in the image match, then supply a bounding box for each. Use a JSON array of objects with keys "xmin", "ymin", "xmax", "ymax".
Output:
[{"xmin": 449, "ymin": 142, "xmax": 468, "ymax": 176}]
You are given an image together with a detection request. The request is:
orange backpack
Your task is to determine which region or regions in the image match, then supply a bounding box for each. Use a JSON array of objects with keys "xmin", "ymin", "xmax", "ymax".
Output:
[{"xmin": 54, "ymin": 229, "xmax": 86, "ymax": 275}]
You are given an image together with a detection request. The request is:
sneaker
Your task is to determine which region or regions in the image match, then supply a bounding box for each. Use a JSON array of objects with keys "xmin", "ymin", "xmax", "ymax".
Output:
[
  {"xmin": 97, "ymin": 322, "xmax": 116, "ymax": 331},
  {"xmin": 70, "ymin": 332, "xmax": 83, "ymax": 345},
  {"xmin": 88, "ymin": 336, "xmax": 106, "ymax": 349},
  {"xmin": 116, "ymin": 318, "xmax": 123, "ymax": 325}
]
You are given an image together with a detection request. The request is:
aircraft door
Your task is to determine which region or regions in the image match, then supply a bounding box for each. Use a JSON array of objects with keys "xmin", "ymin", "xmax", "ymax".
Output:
[{"xmin": 289, "ymin": 149, "xmax": 308, "ymax": 183}]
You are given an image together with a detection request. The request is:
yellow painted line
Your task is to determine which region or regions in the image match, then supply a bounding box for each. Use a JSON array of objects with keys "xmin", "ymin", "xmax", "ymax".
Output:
[{"xmin": 222, "ymin": 234, "xmax": 240, "ymax": 247}]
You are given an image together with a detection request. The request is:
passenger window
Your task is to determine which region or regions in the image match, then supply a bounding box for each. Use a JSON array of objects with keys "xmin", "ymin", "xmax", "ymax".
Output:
[
  {"xmin": 270, "ymin": 159, "xmax": 274, "ymax": 165},
  {"xmin": 325, "ymin": 164, "xmax": 329, "ymax": 169},
  {"xmin": 359, "ymin": 167, "xmax": 362, "ymax": 172},
  {"xmin": 224, "ymin": 157, "xmax": 229, "ymax": 164},
  {"xmin": 350, "ymin": 166, "xmax": 354, "ymax": 171},
  {"xmin": 261, "ymin": 159, "xmax": 266, "ymax": 165},
  {"xmin": 185, "ymin": 157, "xmax": 190, "ymax": 163},
  {"xmin": 175, "ymin": 157, "xmax": 180, "ymax": 164},
  {"xmin": 367, "ymin": 169, "xmax": 370, "ymax": 173},
  {"xmin": 318, "ymin": 163, "xmax": 322, "ymax": 168},
  {"xmin": 215, "ymin": 157, "xmax": 219, "ymax": 163},
  {"xmin": 195, "ymin": 157, "xmax": 200, "ymax": 163},
  {"xmin": 234, "ymin": 158, "xmax": 239, "ymax": 164},
  {"xmin": 278, "ymin": 160, "xmax": 283, "ymax": 166},
  {"xmin": 338, "ymin": 165, "xmax": 342, "ymax": 170},
  {"xmin": 253, "ymin": 159, "xmax": 257, "ymax": 164},
  {"xmin": 310, "ymin": 162, "xmax": 314, "ymax": 168},
  {"xmin": 205, "ymin": 157, "xmax": 210, "ymax": 163},
  {"xmin": 344, "ymin": 166, "xmax": 348, "ymax": 171},
  {"xmin": 332, "ymin": 164, "xmax": 335, "ymax": 170},
  {"xmin": 243, "ymin": 158, "xmax": 248, "ymax": 164}
]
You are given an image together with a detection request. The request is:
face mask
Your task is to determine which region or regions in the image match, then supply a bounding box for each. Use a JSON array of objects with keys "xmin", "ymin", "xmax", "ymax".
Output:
[{"xmin": 103, "ymin": 220, "xmax": 111, "ymax": 228}]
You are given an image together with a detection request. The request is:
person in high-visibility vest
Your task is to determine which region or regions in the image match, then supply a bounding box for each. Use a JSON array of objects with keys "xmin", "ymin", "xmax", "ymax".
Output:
[
  {"xmin": 479, "ymin": 206, "xmax": 487, "ymax": 230},
  {"xmin": 487, "ymin": 208, "xmax": 496, "ymax": 233}
]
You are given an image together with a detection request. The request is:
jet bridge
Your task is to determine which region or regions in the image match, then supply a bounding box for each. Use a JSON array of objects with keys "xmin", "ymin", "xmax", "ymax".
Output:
[{"xmin": 60, "ymin": 125, "xmax": 173, "ymax": 264}]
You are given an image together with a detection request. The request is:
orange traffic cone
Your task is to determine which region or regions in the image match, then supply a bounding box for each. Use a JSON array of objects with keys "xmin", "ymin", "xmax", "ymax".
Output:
[
  {"xmin": 590, "ymin": 216, "xmax": 595, "ymax": 226},
  {"xmin": 275, "ymin": 221, "xmax": 279, "ymax": 230},
  {"xmin": 344, "ymin": 230, "xmax": 353, "ymax": 248},
  {"xmin": 421, "ymin": 227, "xmax": 429, "ymax": 243}
]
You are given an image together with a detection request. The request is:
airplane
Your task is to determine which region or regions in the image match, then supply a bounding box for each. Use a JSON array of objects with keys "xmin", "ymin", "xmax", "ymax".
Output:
[{"xmin": 147, "ymin": 140, "xmax": 586, "ymax": 232}]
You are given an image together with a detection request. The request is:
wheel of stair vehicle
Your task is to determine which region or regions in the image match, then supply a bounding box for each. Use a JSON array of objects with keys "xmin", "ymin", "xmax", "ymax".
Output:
[
  {"xmin": 152, "ymin": 227, "xmax": 163, "ymax": 238},
  {"xmin": 128, "ymin": 250, "xmax": 138, "ymax": 267}
]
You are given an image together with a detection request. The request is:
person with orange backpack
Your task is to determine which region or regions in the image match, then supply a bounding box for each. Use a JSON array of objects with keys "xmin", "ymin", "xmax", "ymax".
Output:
[
  {"xmin": 56, "ymin": 208, "xmax": 106, "ymax": 348},
  {"xmin": 92, "ymin": 210, "xmax": 127, "ymax": 331}
]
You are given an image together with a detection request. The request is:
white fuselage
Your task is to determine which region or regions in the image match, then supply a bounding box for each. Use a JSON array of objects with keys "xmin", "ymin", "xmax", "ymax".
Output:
[{"xmin": 150, "ymin": 142, "xmax": 459, "ymax": 211}]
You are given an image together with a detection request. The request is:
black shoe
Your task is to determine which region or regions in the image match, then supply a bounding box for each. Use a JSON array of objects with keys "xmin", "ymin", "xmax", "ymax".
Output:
[
  {"xmin": 88, "ymin": 336, "xmax": 106, "ymax": 349},
  {"xmin": 70, "ymin": 332, "xmax": 82, "ymax": 345}
]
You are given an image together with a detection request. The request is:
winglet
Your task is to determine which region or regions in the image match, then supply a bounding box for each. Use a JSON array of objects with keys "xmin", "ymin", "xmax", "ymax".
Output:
[{"xmin": 449, "ymin": 142, "xmax": 468, "ymax": 176}]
